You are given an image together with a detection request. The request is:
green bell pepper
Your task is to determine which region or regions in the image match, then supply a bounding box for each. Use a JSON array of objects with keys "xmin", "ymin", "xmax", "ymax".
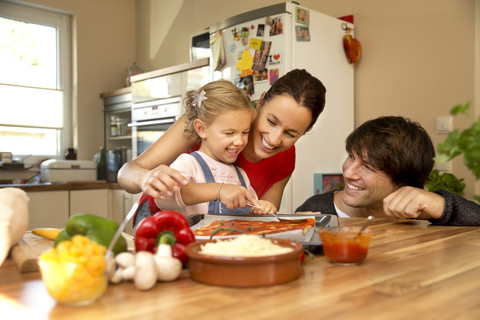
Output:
[{"xmin": 54, "ymin": 213, "xmax": 127, "ymax": 255}]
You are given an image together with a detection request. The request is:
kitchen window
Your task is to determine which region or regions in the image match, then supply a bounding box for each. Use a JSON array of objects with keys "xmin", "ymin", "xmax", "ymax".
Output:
[{"xmin": 0, "ymin": 1, "xmax": 72, "ymax": 160}]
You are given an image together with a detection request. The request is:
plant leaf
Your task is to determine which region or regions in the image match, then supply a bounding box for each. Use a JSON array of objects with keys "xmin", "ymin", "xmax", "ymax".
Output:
[
  {"xmin": 435, "ymin": 101, "xmax": 479, "ymax": 182},
  {"xmin": 450, "ymin": 102, "xmax": 470, "ymax": 115}
]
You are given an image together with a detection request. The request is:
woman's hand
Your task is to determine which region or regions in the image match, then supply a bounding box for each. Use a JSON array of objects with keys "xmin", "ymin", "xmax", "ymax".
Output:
[
  {"xmin": 117, "ymin": 117, "xmax": 192, "ymax": 196},
  {"xmin": 140, "ymin": 165, "xmax": 189, "ymax": 200},
  {"xmin": 248, "ymin": 200, "xmax": 278, "ymax": 215}
]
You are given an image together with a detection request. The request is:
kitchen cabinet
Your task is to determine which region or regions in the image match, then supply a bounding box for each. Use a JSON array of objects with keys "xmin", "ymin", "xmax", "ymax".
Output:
[
  {"xmin": 70, "ymin": 189, "xmax": 109, "ymax": 218},
  {"xmin": 26, "ymin": 188, "xmax": 111, "ymax": 229},
  {"xmin": 100, "ymin": 87, "xmax": 132, "ymax": 160},
  {"xmin": 131, "ymin": 58, "xmax": 210, "ymax": 109},
  {"xmin": 26, "ymin": 191, "xmax": 69, "ymax": 229},
  {"xmin": 110, "ymin": 189, "xmax": 141, "ymax": 235}
]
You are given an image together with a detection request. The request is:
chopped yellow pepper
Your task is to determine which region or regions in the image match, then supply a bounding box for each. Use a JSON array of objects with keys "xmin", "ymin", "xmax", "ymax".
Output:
[{"xmin": 39, "ymin": 235, "xmax": 107, "ymax": 305}]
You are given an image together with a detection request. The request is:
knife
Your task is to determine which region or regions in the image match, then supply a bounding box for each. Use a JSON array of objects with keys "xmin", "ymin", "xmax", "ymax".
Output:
[{"xmin": 245, "ymin": 203, "xmax": 307, "ymax": 223}]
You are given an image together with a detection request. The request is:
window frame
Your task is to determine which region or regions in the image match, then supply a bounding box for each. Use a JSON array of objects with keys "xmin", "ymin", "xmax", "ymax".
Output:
[{"xmin": 0, "ymin": 0, "xmax": 72, "ymax": 162}]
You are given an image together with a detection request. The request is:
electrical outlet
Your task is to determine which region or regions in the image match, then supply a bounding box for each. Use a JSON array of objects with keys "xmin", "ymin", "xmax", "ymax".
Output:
[
  {"xmin": 436, "ymin": 116, "xmax": 453, "ymax": 134},
  {"xmin": 435, "ymin": 161, "xmax": 452, "ymax": 173}
]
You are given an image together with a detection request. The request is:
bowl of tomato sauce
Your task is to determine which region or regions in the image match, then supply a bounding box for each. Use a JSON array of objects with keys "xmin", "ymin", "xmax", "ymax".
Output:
[{"xmin": 319, "ymin": 227, "xmax": 372, "ymax": 265}]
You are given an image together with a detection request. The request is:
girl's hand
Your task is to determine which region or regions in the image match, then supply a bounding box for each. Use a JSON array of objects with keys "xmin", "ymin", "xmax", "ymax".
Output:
[
  {"xmin": 218, "ymin": 184, "xmax": 257, "ymax": 210},
  {"xmin": 141, "ymin": 165, "xmax": 189, "ymax": 199}
]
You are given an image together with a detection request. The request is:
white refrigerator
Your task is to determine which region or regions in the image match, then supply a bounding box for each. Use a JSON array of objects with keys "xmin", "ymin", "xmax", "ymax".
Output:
[{"xmin": 209, "ymin": 2, "xmax": 355, "ymax": 213}]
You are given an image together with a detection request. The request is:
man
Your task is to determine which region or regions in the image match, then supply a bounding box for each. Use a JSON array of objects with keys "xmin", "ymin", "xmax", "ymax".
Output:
[{"xmin": 296, "ymin": 116, "xmax": 480, "ymax": 226}]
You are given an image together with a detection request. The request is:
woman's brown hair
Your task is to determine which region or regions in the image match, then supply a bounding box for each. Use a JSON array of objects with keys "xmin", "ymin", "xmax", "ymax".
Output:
[{"xmin": 261, "ymin": 69, "xmax": 326, "ymax": 133}]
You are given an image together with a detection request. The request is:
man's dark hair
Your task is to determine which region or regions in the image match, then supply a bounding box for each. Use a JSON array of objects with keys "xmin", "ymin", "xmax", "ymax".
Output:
[{"xmin": 345, "ymin": 116, "xmax": 435, "ymax": 188}]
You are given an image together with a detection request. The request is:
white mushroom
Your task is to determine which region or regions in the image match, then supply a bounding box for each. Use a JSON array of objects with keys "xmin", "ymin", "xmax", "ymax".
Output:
[
  {"xmin": 121, "ymin": 265, "xmax": 135, "ymax": 280},
  {"xmin": 154, "ymin": 244, "xmax": 182, "ymax": 282},
  {"xmin": 110, "ymin": 268, "xmax": 124, "ymax": 284},
  {"xmin": 134, "ymin": 251, "xmax": 157, "ymax": 290},
  {"xmin": 107, "ymin": 244, "xmax": 181, "ymax": 289},
  {"xmin": 108, "ymin": 252, "xmax": 135, "ymax": 283},
  {"xmin": 115, "ymin": 251, "xmax": 135, "ymax": 268}
]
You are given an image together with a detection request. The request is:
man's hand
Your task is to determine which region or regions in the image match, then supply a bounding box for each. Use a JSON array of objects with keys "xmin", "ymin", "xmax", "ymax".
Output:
[{"xmin": 383, "ymin": 186, "xmax": 445, "ymax": 220}]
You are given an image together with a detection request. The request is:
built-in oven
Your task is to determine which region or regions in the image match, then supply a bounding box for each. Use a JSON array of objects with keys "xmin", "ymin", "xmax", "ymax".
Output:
[{"xmin": 129, "ymin": 96, "xmax": 182, "ymax": 158}]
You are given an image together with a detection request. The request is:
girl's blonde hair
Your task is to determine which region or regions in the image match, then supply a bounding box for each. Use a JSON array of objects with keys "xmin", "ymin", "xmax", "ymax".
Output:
[{"xmin": 183, "ymin": 80, "xmax": 254, "ymax": 144}]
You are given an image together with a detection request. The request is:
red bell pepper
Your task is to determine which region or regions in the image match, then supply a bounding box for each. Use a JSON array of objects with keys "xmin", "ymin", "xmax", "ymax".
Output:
[{"xmin": 135, "ymin": 210, "xmax": 195, "ymax": 266}]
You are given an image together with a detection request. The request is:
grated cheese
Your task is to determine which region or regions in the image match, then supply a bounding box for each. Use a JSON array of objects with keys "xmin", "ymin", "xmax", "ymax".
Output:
[{"xmin": 199, "ymin": 235, "xmax": 294, "ymax": 257}]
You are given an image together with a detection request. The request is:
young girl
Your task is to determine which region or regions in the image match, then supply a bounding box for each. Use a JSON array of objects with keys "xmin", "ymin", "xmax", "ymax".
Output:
[
  {"xmin": 119, "ymin": 69, "xmax": 326, "ymax": 222},
  {"xmin": 152, "ymin": 80, "xmax": 274, "ymax": 218}
]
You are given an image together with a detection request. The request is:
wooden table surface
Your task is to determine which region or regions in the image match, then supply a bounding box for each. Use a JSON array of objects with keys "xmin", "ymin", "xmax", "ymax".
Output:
[{"xmin": 2, "ymin": 217, "xmax": 480, "ymax": 320}]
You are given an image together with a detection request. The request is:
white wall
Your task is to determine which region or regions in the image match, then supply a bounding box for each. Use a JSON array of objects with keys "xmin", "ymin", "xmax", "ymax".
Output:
[{"xmin": 16, "ymin": 0, "xmax": 478, "ymax": 200}]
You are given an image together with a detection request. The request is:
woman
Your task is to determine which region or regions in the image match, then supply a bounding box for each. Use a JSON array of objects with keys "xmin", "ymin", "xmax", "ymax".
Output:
[{"xmin": 118, "ymin": 69, "xmax": 326, "ymax": 220}]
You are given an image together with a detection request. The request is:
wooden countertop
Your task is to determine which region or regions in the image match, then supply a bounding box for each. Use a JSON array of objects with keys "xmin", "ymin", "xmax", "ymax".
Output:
[
  {"xmin": 2, "ymin": 217, "xmax": 480, "ymax": 319},
  {"xmin": 0, "ymin": 182, "xmax": 123, "ymax": 192}
]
